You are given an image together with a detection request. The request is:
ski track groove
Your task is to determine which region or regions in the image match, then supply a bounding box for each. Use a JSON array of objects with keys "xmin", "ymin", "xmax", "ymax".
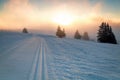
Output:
[
  {"xmin": 28, "ymin": 40, "xmax": 41, "ymax": 80},
  {"xmin": 28, "ymin": 38, "xmax": 48, "ymax": 80},
  {"xmin": 43, "ymin": 40, "xmax": 48, "ymax": 80}
]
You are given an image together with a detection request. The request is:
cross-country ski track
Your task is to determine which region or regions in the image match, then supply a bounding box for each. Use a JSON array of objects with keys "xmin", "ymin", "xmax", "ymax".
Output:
[
  {"xmin": 0, "ymin": 36, "xmax": 48, "ymax": 80},
  {"xmin": 0, "ymin": 32, "xmax": 120, "ymax": 80}
]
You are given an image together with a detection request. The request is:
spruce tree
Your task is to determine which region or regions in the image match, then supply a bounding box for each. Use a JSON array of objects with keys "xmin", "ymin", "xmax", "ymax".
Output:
[
  {"xmin": 97, "ymin": 22, "xmax": 117, "ymax": 44},
  {"xmin": 74, "ymin": 30, "xmax": 81, "ymax": 39},
  {"xmin": 62, "ymin": 28, "xmax": 66, "ymax": 38},
  {"xmin": 56, "ymin": 25, "xmax": 66, "ymax": 38},
  {"xmin": 83, "ymin": 32, "xmax": 89, "ymax": 40}
]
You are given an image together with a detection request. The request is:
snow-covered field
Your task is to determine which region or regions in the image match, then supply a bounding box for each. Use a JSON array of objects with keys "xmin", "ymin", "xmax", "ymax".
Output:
[{"xmin": 0, "ymin": 31, "xmax": 120, "ymax": 80}]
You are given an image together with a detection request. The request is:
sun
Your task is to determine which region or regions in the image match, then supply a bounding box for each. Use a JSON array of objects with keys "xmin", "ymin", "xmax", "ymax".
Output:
[{"xmin": 52, "ymin": 12, "xmax": 75, "ymax": 26}]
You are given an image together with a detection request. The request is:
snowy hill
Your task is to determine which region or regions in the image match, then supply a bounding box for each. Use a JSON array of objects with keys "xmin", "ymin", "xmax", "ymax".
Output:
[{"xmin": 0, "ymin": 31, "xmax": 120, "ymax": 80}]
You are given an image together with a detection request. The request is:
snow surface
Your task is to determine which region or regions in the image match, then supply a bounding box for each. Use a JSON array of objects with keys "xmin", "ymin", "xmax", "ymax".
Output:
[{"xmin": 0, "ymin": 31, "xmax": 120, "ymax": 80}]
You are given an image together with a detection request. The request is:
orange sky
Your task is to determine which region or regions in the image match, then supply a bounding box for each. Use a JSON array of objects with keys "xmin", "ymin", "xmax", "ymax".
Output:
[{"xmin": 0, "ymin": 0, "xmax": 120, "ymax": 40}]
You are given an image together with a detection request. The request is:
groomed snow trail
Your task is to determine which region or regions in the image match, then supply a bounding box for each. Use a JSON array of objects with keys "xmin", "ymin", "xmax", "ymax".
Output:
[
  {"xmin": 0, "ymin": 32, "xmax": 120, "ymax": 80},
  {"xmin": 0, "ymin": 34, "xmax": 48, "ymax": 80},
  {"xmin": 29, "ymin": 38, "xmax": 48, "ymax": 80}
]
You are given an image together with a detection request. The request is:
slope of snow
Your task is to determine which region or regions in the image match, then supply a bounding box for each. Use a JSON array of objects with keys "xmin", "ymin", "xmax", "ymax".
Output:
[{"xmin": 0, "ymin": 31, "xmax": 120, "ymax": 80}]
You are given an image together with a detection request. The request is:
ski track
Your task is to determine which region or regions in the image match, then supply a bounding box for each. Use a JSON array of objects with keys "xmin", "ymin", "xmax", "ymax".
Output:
[
  {"xmin": 0, "ymin": 32, "xmax": 120, "ymax": 80},
  {"xmin": 28, "ymin": 38, "xmax": 48, "ymax": 80},
  {"xmin": 0, "ymin": 34, "xmax": 49, "ymax": 80}
]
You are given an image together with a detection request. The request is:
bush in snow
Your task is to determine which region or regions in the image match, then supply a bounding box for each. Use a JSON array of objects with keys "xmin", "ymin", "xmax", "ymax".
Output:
[{"xmin": 22, "ymin": 28, "xmax": 28, "ymax": 33}]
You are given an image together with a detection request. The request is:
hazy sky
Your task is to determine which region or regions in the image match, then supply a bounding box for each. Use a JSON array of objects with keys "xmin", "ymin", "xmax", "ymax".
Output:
[{"xmin": 0, "ymin": 0, "xmax": 120, "ymax": 40}]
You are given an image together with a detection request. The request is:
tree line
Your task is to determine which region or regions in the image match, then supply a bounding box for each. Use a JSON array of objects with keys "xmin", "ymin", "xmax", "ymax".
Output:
[
  {"xmin": 56, "ymin": 22, "xmax": 117, "ymax": 44},
  {"xmin": 22, "ymin": 22, "xmax": 117, "ymax": 44},
  {"xmin": 56, "ymin": 26, "xmax": 89, "ymax": 40}
]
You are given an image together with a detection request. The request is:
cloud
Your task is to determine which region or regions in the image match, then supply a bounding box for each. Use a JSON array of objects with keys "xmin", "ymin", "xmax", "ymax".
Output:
[
  {"xmin": 0, "ymin": 0, "xmax": 41, "ymax": 28},
  {"xmin": 0, "ymin": 0, "xmax": 120, "ymax": 31}
]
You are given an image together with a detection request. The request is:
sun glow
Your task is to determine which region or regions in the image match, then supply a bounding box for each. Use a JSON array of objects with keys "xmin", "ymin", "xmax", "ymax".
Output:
[{"xmin": 52, "ymin": 12, "xmax": 75, "ymax": 26}]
